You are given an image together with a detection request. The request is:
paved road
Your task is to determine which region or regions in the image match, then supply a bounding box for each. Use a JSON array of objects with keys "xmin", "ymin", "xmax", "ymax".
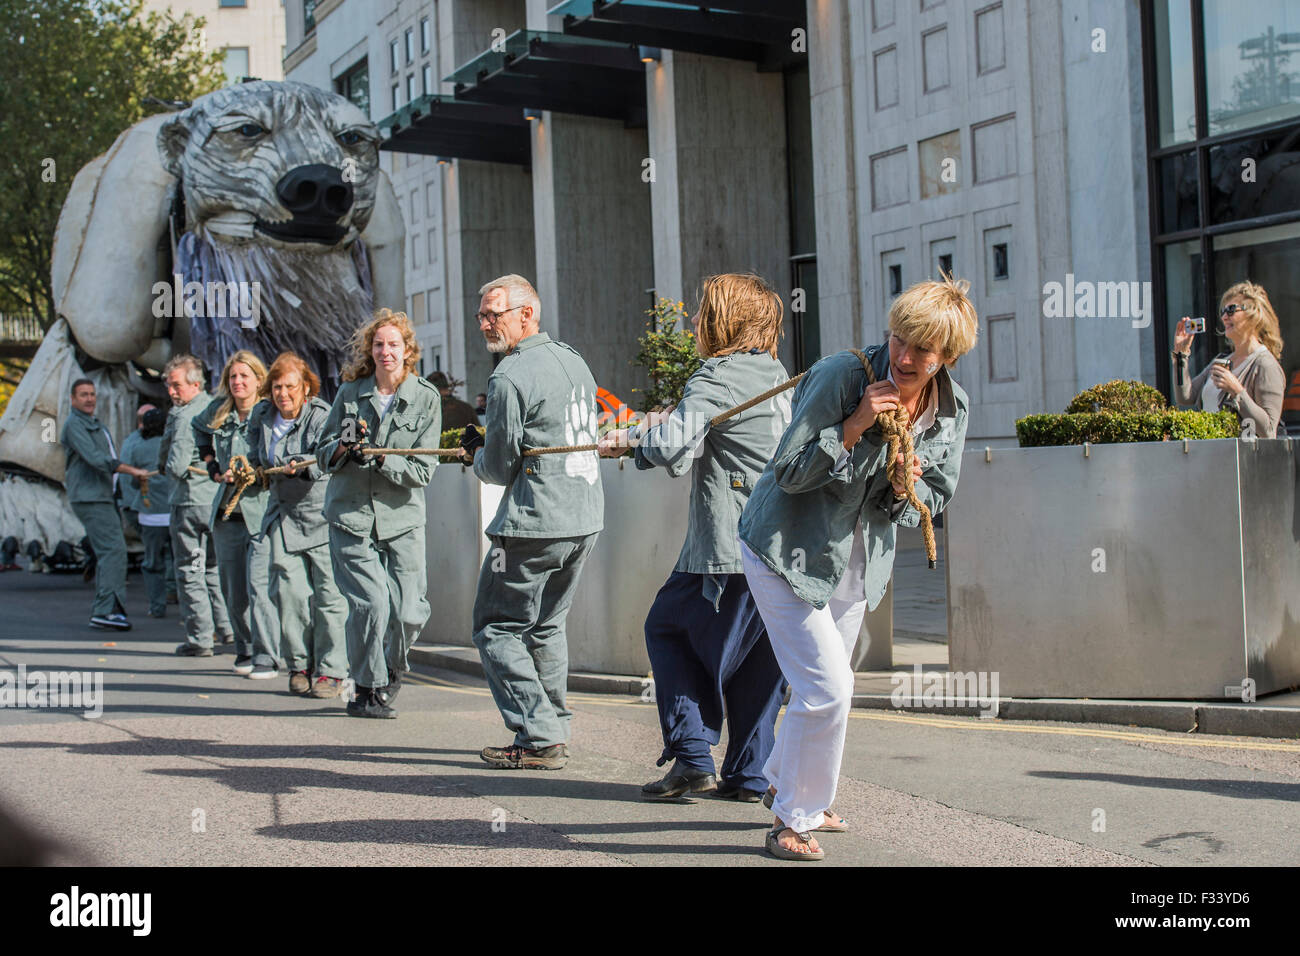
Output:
[{"xmin": 1, "ymin": 571, "xmax": 1298, "ymax": 866}]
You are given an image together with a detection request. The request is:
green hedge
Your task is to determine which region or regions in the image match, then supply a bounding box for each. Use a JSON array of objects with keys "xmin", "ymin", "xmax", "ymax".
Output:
[{"xmin": 1016, "ymin": 410, "xmax": 1239, "ymax": 447}]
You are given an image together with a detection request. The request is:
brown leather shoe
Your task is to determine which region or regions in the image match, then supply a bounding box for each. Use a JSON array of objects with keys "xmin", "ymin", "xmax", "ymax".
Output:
[
  {"xmin": 288, "ymin": 670, "xmax": 311, "ymax": 695},
  {"xmin": 310, "ymin": 676, "xmax": 342, "ymax": 699}
]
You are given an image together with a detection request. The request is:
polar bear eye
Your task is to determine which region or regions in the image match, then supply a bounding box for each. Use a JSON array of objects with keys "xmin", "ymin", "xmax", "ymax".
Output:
[
  {"xmin": 336, "ymin": 130, "xmax": 365, "ymax": 146},
  {"xmin": 236, "ymin": 122, "xmax": 267, "ymax": 137}
]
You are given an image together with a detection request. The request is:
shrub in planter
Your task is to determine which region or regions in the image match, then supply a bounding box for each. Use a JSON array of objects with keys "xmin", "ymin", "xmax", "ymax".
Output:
[
  {"xmin": 1065, "ymin": 380, "xmax": 1166, "ymax": 414},
  {"xmin": 1017, "ymin": 410, "xmax": 1239, "ymax": 446},
  {"xmin": 1016, "ymin": 379, "xmax": 1240, "ymax": 447}
]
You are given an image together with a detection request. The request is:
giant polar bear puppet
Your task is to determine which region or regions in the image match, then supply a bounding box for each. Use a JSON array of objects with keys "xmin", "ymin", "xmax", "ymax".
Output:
[{"xmin": 0, "ymin": 81, "xmax": 404, "ymax": 553}]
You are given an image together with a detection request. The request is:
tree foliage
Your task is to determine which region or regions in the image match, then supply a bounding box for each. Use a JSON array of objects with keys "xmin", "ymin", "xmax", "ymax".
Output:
[{"xmin": 0, "ymin": 0, "xmax": 225, "ymax": 327}]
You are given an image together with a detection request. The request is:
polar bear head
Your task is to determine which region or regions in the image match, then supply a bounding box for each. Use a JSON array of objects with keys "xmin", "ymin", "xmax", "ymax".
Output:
[{"xmin": 158, "ymin": 81, "xmax": 381, "ymax": 249}]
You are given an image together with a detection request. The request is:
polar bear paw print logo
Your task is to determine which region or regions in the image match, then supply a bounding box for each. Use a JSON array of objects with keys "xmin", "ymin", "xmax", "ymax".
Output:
[
  {"xmin": 769, "ymin": 378, "xmax": 793, "ymax": 441},
  {"xmin": 564, "ymin": 384, "xmax": 600, "ymax": 485}
]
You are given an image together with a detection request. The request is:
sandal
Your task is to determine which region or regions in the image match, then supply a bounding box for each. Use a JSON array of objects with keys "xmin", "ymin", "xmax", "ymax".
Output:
[
  {"xmin": 765, "ymin": 826, "xmax": 824, "ymax": 861},
  {"xmin": 763, "ymin": 788, "xmax": 847, "ymax": 833},
  {"xmin": 815, "ymin": 809, "xmax": 849, "ymax": 833}
]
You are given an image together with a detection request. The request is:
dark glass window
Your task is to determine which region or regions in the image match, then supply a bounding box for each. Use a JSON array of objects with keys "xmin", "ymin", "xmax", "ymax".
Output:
[
  {"xmin": 1203, "ymin": 0, "xmax": 1300, "ymax": 137},
  {"xmin": 304, "ymin": 0, "xmax": 318, "ymax": 35},
  {"xmin": 1157, "ymin": 150, "xmax": 1199, "ymax": 231},
  {"xmin": 1208, "ymin": 129, "xmax": 1300, "ymax": 224},
  {"xmin": 335, "ymin": 58, "xmax": 369, "ymax": 117},
  {"xmin": 1144, "ymin": 1, "xmax": 1300, "ymax": 409},
  {"xmin": 992, "ymin": 243, "xmax": 1009, "ymax": 279},
  {"xmin": 889, "ymin": 264, "xmax": 902, "ymax": 295},
  {"xmin": 938, "ymin": 253, "xmax": 953, "ymax": 277},
  {"xmin": 785, "ymin": 64, "xmax": 819, "ymax": 371}
]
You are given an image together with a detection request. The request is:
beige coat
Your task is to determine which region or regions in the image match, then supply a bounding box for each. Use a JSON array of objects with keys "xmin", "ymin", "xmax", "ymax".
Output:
[{"xmin": 1172, "ymin": 348, "xmax": 1285, "ymax": 437}]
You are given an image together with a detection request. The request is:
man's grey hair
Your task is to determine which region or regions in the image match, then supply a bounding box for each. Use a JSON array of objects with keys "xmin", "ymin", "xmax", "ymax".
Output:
[
  {"xmin": 479, "ymin": 274, "xmax": 541, "ymax": 323},
  {"xmin": 162, "ymin": 353, "xmax": 205, "ymax": 385}
]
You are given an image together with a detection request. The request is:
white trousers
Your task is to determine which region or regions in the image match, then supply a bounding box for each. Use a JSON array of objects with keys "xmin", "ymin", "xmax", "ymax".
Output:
[{"xmin": 739, "ymin": 525, "xmax": 868, "ymax": 833}]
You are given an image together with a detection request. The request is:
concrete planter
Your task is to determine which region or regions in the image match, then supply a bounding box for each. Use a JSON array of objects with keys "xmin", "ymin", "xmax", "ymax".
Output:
[
  {"xmin": 423, "ymin": 459, "xmax": 895, "ymax": 677},
  {"xmin": 945, "ymin": 437, "xmax": 1300, "ymax": 699},
  {"xmin": 422, "ymin": 459, "xmax": 689, "ymax": 676}
]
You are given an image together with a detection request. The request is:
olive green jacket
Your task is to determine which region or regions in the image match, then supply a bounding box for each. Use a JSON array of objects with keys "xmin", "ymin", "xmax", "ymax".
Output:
[
  {"xmin": 61, "ymin": 406, "xmax": 120, "ymax": 504},
  {"xmin": 316, "ymin": 373, "xmax": 443, "ymax": 540},
  {"xmin": 194, "ymin": 401, "xmax": 268, "ymax": 530},
  {"xmin": 738, "ymin": 343, "xmax": 969, "ymax": 610},
  {"xmin": 246, "ymin": 396, "xmax": 332, "ymax": 552},
  {"xmin": 158, "ymin": 393, "xmax": 220, "ymax": 510},
  {"xmin": 634, "ymin": 350, "xmax": 791, "ymax": 574},
  {"xmin": 473, "ymin": 332, "xmax": 604, "ymax": 538}
]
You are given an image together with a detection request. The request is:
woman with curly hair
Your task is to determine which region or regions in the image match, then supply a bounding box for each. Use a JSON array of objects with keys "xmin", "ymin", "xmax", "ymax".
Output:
[
  {"xmin": 195, "ymin": 350, "xmax": 282, "ymax": 680},
  {"xmin": 316, "ymin": 309, "xmax": 443, "ymax": 718},
  {"xmin": 1172, "ymin": 280, "xmax": 1286, "ymax": 437},
  {"xmin": 247, "ymin": 352, "xmax": 349, "ymax": 699}
]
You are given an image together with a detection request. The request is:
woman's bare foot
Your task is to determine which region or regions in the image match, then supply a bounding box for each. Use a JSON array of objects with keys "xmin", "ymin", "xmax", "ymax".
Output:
[{"xmin": 772, "ymin": 816, "xmax": 821, "ymax": 855}]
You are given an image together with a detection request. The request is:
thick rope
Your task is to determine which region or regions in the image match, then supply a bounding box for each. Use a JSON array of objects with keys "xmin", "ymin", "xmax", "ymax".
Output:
[
  {"xmin": 521, "ymin": 372, "xmax": 806, "ymax": 457},
  {"xmin": 851, "ymin": 349, "xmax": 937, "ymax": 570},
  {"xmin": 220, "ymin": 454, "xmax": 258, "ymax": 520},
  {"xmin": 359, "ymin": 446, "xmax": 463, "ymax": 457},
  {"xmin": 261, "ymin": 456, "xmax": 318, "ymax": 477}
]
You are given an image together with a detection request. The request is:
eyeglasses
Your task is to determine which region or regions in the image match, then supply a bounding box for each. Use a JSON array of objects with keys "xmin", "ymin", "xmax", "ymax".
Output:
[
  {"xmin": 1220, "ymin": 304, "xmax": 1248, "ymax": 317},
  {"xmin": 475, "ymin": 305, "xmax": 524, "ymax": 325}
]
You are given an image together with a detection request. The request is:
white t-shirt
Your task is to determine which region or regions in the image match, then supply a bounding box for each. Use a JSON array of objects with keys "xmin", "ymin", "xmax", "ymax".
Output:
[
  {"xmin": 374, "ymin": 391, "xmax": 396, "ymax": 419},
  {"xmin": 268, "ymin": 412, "xmax": 295, "ymax": 461}
]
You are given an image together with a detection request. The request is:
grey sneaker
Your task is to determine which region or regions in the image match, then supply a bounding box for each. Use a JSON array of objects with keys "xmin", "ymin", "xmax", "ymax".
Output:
[
  {"xmin": 90, "ymin": 613, "xmax": 131, "ymax": 631},
  {"xmin": 480, "ymin": 743, "xmax": 568, "ymax": 770},
  {"xmin": 248, "ymin": 665, "xmax": 277, "ymax": 680},
  {"xmin": 175, "ymin": 642, "xmax": 213, "ymax": 657}
]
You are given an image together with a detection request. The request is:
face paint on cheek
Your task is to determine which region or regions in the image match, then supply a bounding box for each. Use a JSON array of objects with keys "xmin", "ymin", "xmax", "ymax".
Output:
[{"xmin": 925, "ymin": 362, "xmax": 938, "ymax": 375}]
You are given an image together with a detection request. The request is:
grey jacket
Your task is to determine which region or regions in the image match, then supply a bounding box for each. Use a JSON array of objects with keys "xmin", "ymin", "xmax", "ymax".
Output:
[
  {"xmin": 634, "ymin": 350, "xmax": 791, "ymax": 574},
  {"xmin": 122, "ymin": 433, "xmax": 172, "ymax": 515},
  {"xmin": 316, "ymin": 373, "xmax": 443, "ymax": 540},
  {"xmin": 194, "ymin": 401, "xmax": 268, "ymax": 529},
  {"xmin": 61, "ymin": 407, "xmax": 119, "ymax": 504},
  {"xmin": 159, "ymin": 393, "xmax": 220, "ymax": 510},
  {"xmin": 738, "ymin": 343, "xmax": 969, "ymax": 610},
  {"xmin": 474, "ymin": 332, "xmax": 604, "ymax": 538},
  {"xmin": 246, "ymin": 396, "xmax": 332, "ymax": 552},
  {"xmin": 1172, "ymin": 348, "xmax": 1285, "ymax": 437}
]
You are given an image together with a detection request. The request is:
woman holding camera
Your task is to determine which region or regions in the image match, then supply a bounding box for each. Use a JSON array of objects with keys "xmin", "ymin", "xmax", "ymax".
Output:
[{"xmin": 1172, "ymin": 280, "xmax": 1285, "ymax": 438}]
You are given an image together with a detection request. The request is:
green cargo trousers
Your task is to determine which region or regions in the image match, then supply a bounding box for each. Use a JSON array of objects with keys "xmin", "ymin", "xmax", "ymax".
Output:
[
  {"xmin": 70, "ymin": 500, "xmax": 127, "ymax": 617},
  {"xmin": 137, "ymin": 521, "xmax": 173, "ymax": 617},
  {"xmin": 328, "ymin": 524, "xmax": 430, "ymax": 689},
  {"xmin": 170, "ymin": 504, "xmax": 232, "ymax": 648},
  {"xmin": 471, "ymin": 533, "xmax": 598, "ymax": 750},
  {"xmin": 212, "ymin": 515, "xmax": 282, "ymax": 668},
  {"xmin": 271, "ymin": 523, "xmax": 348, "ymax": 679}
]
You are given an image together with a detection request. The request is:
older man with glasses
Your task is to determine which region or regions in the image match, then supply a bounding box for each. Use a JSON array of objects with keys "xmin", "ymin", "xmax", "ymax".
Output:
[{"xmin": 462, "ymin": 274, "xmax": 603, "ymax": 771}]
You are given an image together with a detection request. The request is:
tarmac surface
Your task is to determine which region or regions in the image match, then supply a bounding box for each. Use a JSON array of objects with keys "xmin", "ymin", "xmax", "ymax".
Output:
[{"xmin": 2, "ymin": 568, "xmax": 1299, "ymax": 866}]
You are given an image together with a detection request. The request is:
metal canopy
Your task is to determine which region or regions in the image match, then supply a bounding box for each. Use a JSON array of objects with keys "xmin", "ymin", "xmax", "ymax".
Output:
[
  {"xmin": 377, "ymin": 94, "xmax": 531, "ymax": 166},
  {"xmin": 446, "ymin": 29, "xmax": 647, "ymax": 126},
  {"xmin": 549, "ymin": 0, "xmax": 807, "ymax": 69}
]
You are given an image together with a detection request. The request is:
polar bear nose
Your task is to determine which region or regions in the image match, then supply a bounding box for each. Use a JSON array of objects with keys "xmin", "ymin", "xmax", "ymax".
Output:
[{"xmin": 275, "ymin": 163, "xmax": 353, "ymax": 219}]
